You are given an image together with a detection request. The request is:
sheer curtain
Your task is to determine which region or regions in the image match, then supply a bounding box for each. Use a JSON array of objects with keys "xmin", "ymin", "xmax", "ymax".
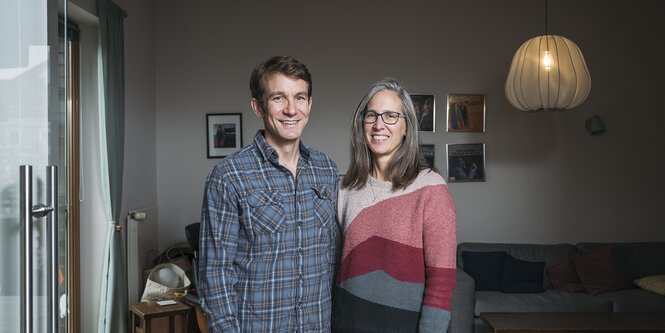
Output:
[{"xmin": 96, "ymin": 0, "xmax": 128, "ymax": 331}]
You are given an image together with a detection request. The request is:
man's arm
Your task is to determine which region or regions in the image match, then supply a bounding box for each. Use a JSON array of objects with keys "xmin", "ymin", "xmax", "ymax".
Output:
[
  {"xmin": 199, "ymin": 167, "xmax": 241, "ymax": 332},
  {"xmin": 329, "ymin": 178, "xmax": 339, "ymax": 289}
]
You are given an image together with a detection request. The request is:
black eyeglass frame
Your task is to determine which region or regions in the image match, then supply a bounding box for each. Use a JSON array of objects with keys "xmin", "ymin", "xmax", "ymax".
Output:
[{"xmin": 360, "ymin": 110, "xmax": 407, "ymax": 125}]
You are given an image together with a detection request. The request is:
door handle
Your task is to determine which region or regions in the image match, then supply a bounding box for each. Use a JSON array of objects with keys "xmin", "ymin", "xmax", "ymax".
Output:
[
  {"xmin": 31, "ymin": 204, "xmax": 54, "ymax": 218},
  {"xmin": 20, "ymin": 165, "xmax": 57, "ymax": 333},
  {"xmin": 20, "ymin": 165, "xmax": 34, "ymax": 333},
  {"xmin": 47, "ymin": 166, "xmax": 58, "ymax": 333}
]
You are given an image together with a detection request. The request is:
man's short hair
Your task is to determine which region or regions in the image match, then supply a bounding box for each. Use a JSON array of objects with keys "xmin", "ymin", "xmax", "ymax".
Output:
[{"xmin": 249, "ymin": 56, "xmax": 312, "ymax": 110}]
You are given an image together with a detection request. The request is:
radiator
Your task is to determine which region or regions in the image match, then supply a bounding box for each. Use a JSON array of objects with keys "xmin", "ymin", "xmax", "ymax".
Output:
[{"xmin": 126, "ymin": 206, "xmax": 158, "ymax": 303}]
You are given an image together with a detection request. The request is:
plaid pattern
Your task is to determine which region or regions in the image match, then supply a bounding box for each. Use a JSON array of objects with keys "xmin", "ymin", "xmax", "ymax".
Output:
[{"xmin": 200, "ymin": 131, "xmax": 338, "ymax": 332}]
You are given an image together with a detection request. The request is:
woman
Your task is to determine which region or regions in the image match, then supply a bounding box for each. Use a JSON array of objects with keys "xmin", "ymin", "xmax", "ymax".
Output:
[{"xmin": 332, "ymin": 78, "xmax": 457, "ymax": 333}]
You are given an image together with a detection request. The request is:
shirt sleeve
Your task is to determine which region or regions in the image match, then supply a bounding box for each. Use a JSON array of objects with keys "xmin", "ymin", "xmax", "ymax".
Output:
[
  {"xmin": 419, "ymin": 183, "xmax": 457, "ymax": 333},
  {"xmin": 199, "ymin": 166, "xmax": 241, "ymax": 332},
  {"xmin": 329, "ymin": 178, "xmax": 339, "ymax": 289}
]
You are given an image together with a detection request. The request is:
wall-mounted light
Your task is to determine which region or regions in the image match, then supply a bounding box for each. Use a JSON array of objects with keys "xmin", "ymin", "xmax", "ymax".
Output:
[
  {"xmin": 129, "ymin": 211, "xmax": 147, "ymax": 221},
  {"xmin": 505, "ymin": 0, "xmax": 591, "ymax": 112},
  {"xmin": 585, "ymin": 115, "xmax": 605, "ymax": 135}
]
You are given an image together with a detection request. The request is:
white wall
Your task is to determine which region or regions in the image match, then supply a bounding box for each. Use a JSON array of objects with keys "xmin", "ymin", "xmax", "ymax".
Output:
[{"xmin": 154, "ymin": 0, "xmax": 665, "ymax": 249}]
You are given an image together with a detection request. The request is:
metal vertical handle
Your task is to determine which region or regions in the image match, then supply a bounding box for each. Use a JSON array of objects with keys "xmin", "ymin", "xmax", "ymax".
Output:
[
  {"xmin": 20, "ymin": 165, "xmax": 33, "ymax": 333},
  {"xmin": 47, "ymin": 166, "xmax": 58, "ymax": 333},
  {"xmin": 20, "ymin": 165, "xmax": 57, "ymax": 333}
]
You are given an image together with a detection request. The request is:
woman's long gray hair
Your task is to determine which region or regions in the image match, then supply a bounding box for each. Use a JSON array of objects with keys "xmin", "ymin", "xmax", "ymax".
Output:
[{"xmin": 342, "ymin": 78, "xmax": 430, "ymax": 190}]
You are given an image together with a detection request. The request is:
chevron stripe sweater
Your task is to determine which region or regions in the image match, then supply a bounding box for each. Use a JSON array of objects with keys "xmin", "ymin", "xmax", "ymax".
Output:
[{"xmin": 332, "ymin": 169, "xmax": 457, "ymax": 333}]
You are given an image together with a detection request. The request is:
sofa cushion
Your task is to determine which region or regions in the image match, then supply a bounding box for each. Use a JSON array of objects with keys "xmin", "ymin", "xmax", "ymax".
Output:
[
  {"xmin": 576, "ymin": 242, "xmax": 665, "ymax": 283},
  {"xmin": 634, "ymin": 275, "xmax": 665, "ymax": 296},
  {"xmin": 573, "ymin": 246, "xmax": 629, "ymax": 295},
  {"xmin": 502, "ymin": 255, "xmax": 545, "ymax": 293},
  {"xmin": 474, "ymin": 289, "xmax": 613, "ymax": 316},
  {"xmin": 596, "ymin": 288, "xmax": 665, "ymax": 312},
  {"xmin": 547, "ymin": 254, "xmax": 585, "ymax": 293},
  {"xmin": 457, "ymin": 243, "xmax": 578, "ymax": 290},
  {"xmin": 462, "ymin": 251, "xmax": 506, "ymax": 291}
]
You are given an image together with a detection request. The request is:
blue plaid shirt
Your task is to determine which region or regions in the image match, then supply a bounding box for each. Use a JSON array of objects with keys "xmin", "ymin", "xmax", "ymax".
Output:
[{"xmin": 200, "ymin": 131, "xmax": 338, "ymax": 332}]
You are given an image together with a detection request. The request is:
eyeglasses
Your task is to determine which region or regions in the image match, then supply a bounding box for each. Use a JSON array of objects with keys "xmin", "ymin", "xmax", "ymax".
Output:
[{"xmin": 361, "ymin": 110, "xmax": 406, "ymax": 125}]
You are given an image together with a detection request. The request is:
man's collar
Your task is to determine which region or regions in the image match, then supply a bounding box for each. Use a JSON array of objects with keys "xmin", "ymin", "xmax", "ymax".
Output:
[{"xmin": 253, "ymin": 130, "xmax": 311, "ymax": 164}]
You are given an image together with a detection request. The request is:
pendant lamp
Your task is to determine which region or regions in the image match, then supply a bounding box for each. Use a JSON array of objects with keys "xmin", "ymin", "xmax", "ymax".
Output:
[{"xmin": 505, "ymin": 0, "xmax": 591, "ymax": 112}]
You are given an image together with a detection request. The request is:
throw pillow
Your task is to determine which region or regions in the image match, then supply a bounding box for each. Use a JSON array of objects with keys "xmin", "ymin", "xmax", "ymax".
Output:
[
  {"xmin": 573, "ymin": 246, "xmax": 629, "ymax": 295},
  {"xmin": 634, "ymin": 275, "xmax": 665, "ymax": 296},
  {"xmin": 462, "ymin": 251, "xmax": 506, "ymax": 291},
  {"xmin": 547, "ymin": 254, "xmax": 585, "ymax": 293},
  {"xmin": 502, "ymin": 254, "xmax": 545, "ymax": 293}
]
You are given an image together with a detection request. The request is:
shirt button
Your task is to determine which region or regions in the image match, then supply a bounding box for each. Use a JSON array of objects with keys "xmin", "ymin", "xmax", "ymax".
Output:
[
  {"xmin": 298, "ymin": 221, "xmax": 302, "ymax": 227},
  {"xmin": 298, "ymin": 248, "xmax": 303, "ymax": 254},
  {"xmin": 297, "ymin": 301, "xmax": 302, "ymax": 306},
  {"xmin": 298, "ymin": 274, "xmax": 303, "ymax": 280}
]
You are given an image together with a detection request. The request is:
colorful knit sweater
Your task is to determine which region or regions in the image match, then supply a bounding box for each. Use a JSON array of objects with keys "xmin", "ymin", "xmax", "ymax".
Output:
[{"xmin": 332, "ymin": 169, "xmax": 457, "ymax": 333}]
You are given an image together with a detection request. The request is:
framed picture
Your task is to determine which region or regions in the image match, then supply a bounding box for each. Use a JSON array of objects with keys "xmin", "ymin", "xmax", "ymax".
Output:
[
  {"xmin": 411, "ymin": 94, "xmax": 436, "ymax": 132},
  {"xmin": 419, "ymin": 144, "xmax": 435, "ymax": 169},
  {"xmin": 446, "ymin": 94, "xmax": 485, "ymax": 132},
  {"xmin": 206, "ymin": 113, "xmax": 243, "ymax": 158},
  {"xmin": 446, "ymin": 143, "xmax": 486, "ymax": 182}
]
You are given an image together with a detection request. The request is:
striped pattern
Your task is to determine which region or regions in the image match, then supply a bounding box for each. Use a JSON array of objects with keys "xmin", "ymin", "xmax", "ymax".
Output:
[{"xmin": 332, "ymin": 170, "xmax": 456, "ymax": 333}]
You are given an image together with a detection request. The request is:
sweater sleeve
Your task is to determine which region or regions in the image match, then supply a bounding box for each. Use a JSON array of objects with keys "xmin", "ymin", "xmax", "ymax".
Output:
[{"xmin": 418, "ymin": 183, "xmax": 457, "ymax": 333}]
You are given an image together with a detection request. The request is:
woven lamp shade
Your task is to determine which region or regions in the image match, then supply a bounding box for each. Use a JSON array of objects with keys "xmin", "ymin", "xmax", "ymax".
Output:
[{"xmin": 505, "ymin": 35, "xmax": 591, "ymax": 112}]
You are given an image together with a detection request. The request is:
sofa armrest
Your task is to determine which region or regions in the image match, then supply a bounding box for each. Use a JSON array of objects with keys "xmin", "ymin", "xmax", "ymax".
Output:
[{"xmin": 449, "ymin": 269, "xmax": 475, "ymax": 333}]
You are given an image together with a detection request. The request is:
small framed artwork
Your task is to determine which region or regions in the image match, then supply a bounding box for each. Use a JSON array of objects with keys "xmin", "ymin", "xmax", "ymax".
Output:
[
  {"xmin": 446, "ymin": 143, "xmax": 486, "ymax": 182},
  {"xmin": 447, "ymin": 94, "xmax": 486, "ymax": 132},
  {"xmin": 411, "ymin": 94, "xmax": 436, "ymax": 132},
  {"xmin": 206, "ymin": 113, "xmax": 243, "ymax": 158},
  {"xmin": 419, "ymin": 144, "xmax": 435, "ymax": 169}
]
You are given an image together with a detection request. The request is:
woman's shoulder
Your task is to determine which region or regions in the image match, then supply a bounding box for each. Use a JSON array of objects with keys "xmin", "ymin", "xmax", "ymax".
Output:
[{"xmin": 415, "ymin": 168, "xmax": 447, "ymax": 187}]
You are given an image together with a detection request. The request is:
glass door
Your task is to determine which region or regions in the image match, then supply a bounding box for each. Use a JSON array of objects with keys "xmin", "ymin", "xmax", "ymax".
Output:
[{"xmin": 0, "ymin": 0, "xmax": 70, "ymax": 331}]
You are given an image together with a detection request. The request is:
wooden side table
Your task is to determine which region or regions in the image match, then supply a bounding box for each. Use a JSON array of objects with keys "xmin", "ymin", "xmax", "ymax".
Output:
[{"xmin": 129, "ymin": 300, "xmax": 191, "ymax": 333}]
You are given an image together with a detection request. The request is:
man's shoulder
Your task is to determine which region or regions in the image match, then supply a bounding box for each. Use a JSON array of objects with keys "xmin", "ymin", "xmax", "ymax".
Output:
[
  {"xmin": 303, "ymin": 144, "xmax": 337, "ymax": 170},
  {"xmin": 209, "ymin": 144, "xmax": 260, "ymax": 175}
]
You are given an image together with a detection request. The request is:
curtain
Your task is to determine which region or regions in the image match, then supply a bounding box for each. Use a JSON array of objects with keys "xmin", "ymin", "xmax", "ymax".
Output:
[{"xmin": 97, "ymin": 0, "xmax": 128, "ymax": 332}]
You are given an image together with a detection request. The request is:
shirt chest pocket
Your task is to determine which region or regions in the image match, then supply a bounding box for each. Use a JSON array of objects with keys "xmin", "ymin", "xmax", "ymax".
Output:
[
  {"xmin": 245, "ymin": 191, "xmax": 286, "ymax": 234},
  {"xmin": 311, "ymin": 185, "xmax": 334, "ymax": 228}
]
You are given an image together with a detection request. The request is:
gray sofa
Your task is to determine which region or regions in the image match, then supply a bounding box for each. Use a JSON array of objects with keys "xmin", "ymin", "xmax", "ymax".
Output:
[{"xmin": 449, "ymin": 242, "xmax": 665, "ymax": 333}]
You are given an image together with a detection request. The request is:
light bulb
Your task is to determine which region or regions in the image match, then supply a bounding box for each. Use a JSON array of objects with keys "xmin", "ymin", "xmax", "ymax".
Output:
[{"xmin": 543, "ymin": 50, "xmax": 552, "ymax": 71}]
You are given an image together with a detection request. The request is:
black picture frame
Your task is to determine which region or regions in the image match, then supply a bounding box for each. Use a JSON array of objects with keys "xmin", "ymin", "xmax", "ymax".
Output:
[
  {"xmin": 206, "ymin": 113, "xmax": 243, "ymax": 158},
  {"xmin": 411, "ymin": 94, "xmax": 436, "ymax": 132},
  {"xmin": 420, "ymin": 144, "xmax": 435, "ymax": 169}
]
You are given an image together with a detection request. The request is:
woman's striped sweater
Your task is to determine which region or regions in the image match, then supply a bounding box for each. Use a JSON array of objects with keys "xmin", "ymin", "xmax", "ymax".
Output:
[{"xmin": 332, "ymin": 170, "xmax": 457, "ymax": 333}]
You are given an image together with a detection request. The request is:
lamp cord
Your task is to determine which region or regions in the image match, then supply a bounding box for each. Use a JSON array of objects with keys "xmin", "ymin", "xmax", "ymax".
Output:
[{"xmin": 545, "ymin": 0, "xmax": 548, "ymax": 36}]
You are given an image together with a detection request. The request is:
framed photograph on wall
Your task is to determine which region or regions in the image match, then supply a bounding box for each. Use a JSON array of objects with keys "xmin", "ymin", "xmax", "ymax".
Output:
[
  {"xmin": 411, "ymin": 94, "xmax": 436, "ymax": 132},
  {"xmin": 206, "ymin": 113, "xmax": 243, "ymax": 158},
  {"xmin": 446, "ymin": 94, "xmax": 486, "ymax": 132},
  {"xmin": 419, "ymin": 144, "xmax": 435, "ymax": 169},
  {"xmin": 446, "ymin": 143, "xmax": 485, "ymax": 182}
]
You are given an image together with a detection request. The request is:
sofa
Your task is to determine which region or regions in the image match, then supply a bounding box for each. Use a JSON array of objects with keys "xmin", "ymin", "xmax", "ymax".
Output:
[{"xmin": 449, "ymin": 242, "xmax": 665, "ymax": 333}]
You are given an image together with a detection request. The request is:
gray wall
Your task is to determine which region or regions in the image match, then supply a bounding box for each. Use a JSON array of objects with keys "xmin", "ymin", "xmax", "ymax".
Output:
[{"xmin": 155, "ymin": 0, "xmax": 665, "ymax": 248}]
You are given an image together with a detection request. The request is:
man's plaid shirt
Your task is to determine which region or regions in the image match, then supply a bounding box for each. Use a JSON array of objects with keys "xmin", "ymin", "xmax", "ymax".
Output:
[{"xmin": 200, "ymin": 131, "xmax": 338, "ymax": 332}]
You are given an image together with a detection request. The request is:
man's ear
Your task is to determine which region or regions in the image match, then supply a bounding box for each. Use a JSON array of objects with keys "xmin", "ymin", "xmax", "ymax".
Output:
[{"xmin": 251, "ymin": 98, "xmax": 263, "ymax": 118}]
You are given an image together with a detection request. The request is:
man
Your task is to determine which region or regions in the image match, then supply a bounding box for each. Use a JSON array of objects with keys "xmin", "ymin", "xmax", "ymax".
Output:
[{"xmin": 199, "ymin": 56, "xmax": 338, "ymax": 332}]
